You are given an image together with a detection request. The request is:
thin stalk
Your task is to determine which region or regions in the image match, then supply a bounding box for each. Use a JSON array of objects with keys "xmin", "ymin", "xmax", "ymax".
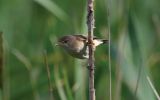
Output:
[
  {"xmin": 147, "ymin": 76, "xmax": 160, "ymax": 100},
  {"xmin": 134, "ymin": 64, "xmax": 142, "ymax": 98},
  {"xmin": 0, "ymin": 32, "xmax": 3, "ymax": 89},
  {"xmin": 43, "ymin": 51, "xmax": 54, "ymax": 100},
  {"xmin": 107, "ymin": 0, "xmax": 112, "ymax": 99},
  {"xmin": 86, "ymin": 0, "xmax": 95, "ymax": 99}
]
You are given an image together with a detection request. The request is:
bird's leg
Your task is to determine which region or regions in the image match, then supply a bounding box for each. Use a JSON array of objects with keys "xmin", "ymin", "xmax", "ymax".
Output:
[
  {"xmin": 86, "ymin": 41, "xmax": 96, "ymax": 51},
  {"xmin": 86, "ymin": 40, "xmax": 94, "ymax": 46}
]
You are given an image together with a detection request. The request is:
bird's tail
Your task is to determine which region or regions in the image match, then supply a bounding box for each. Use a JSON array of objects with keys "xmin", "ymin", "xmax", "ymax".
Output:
[
  {"xmin": 92, "ymin": 39, "xmax": 108, "ymax": 47},
  {"xmin": 102, "ymin": 39, "xmax": 108, "ymax": 44}
]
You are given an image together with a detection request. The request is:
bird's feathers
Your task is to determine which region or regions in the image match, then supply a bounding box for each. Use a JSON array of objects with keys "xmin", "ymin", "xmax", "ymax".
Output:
[{"xmin": 57, "ymin": 34, "xmax": 108, "ymax": 59}]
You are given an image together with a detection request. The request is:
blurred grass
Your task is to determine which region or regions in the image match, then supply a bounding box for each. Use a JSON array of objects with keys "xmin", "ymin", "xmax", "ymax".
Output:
[
  {"xmin": 34, "ymin": 0, "xmax": 69, "ymax": 23},
  {"xmin": 0, "ymin": 0, "xmax": 160, "ymax": 100}
]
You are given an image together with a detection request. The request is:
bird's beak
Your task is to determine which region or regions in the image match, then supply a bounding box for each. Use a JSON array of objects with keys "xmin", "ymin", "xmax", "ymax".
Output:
[
  {"xmin": 55, "ymin": 43, "xmax": 59, "ymax": 46},
  {"xmin": 55, "ymin": 41, "xmax": 60, "ymax": 46},
  {"xmin": 55, "ymin": 42, "xmax": 62, "ymax": 46}
]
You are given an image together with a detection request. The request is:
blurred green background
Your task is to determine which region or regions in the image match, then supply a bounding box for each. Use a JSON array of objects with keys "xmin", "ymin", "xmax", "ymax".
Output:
[{"xmin": 0, "ymin": 0, "xmax": 160, "ymax": 100}]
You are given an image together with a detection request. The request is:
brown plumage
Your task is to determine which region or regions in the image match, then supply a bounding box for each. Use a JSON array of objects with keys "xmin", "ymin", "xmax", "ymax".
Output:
[{"xmin": 57, "ymin": 35, "xmax": 108, "ymax": 59}]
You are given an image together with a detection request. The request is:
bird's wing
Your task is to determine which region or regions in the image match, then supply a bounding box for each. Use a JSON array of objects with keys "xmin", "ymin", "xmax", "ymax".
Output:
[
  {"xmin": 73, "ymin": 34, "xmax": 108, "ymax": 43},
  {"xmin": 73, "ymin": 35, "xmax": 87, "ymax": 41},
  {"xmin": 73, "ymin": 34, "xmax": 99, "ymax": 40}
]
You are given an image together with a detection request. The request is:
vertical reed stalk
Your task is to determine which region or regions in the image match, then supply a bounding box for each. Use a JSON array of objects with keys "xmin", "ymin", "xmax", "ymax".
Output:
[
  {"xmin": 0, "ymin": 32, "xmax": 3, "ymax": 89},
  {"xmin": 43, "ymin": 51, "xmax": 54, "ymax": 100},
  {"xmin": 86, "ymin": 0, "xmax": 95, "ymax": 99}
]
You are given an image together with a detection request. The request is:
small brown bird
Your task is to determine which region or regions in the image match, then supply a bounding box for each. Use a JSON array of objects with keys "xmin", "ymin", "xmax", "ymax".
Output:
[{"xmin": 56, "ymin": 35, "xmax": 108, "ymax": 59}]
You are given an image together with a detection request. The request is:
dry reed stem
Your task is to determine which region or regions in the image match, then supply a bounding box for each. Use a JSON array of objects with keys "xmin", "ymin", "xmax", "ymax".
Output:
[
  {"xmin": 87, "ymin": 0, "xmax": 95, "ymax": 99},
  {"xmin": 43, "ymin": 51, "xmax": 54, "ymax": 100}
]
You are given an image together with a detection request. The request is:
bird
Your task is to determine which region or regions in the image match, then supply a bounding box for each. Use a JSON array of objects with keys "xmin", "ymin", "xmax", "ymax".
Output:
[{"xmin": 56, "ymin": 35, "xmax": 108, "ymax": 59}]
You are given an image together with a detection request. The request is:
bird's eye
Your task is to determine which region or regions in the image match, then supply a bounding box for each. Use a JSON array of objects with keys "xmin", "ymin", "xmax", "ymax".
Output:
[{"xmin": 63, "ymin": 40, "xmax": 68, "ymax": 43}]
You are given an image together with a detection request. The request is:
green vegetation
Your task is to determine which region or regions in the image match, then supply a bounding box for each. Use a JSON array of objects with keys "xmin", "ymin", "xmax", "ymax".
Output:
[{"xmin": 0, "ymin": 0, "xmax": 160, "ymax": 100}]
